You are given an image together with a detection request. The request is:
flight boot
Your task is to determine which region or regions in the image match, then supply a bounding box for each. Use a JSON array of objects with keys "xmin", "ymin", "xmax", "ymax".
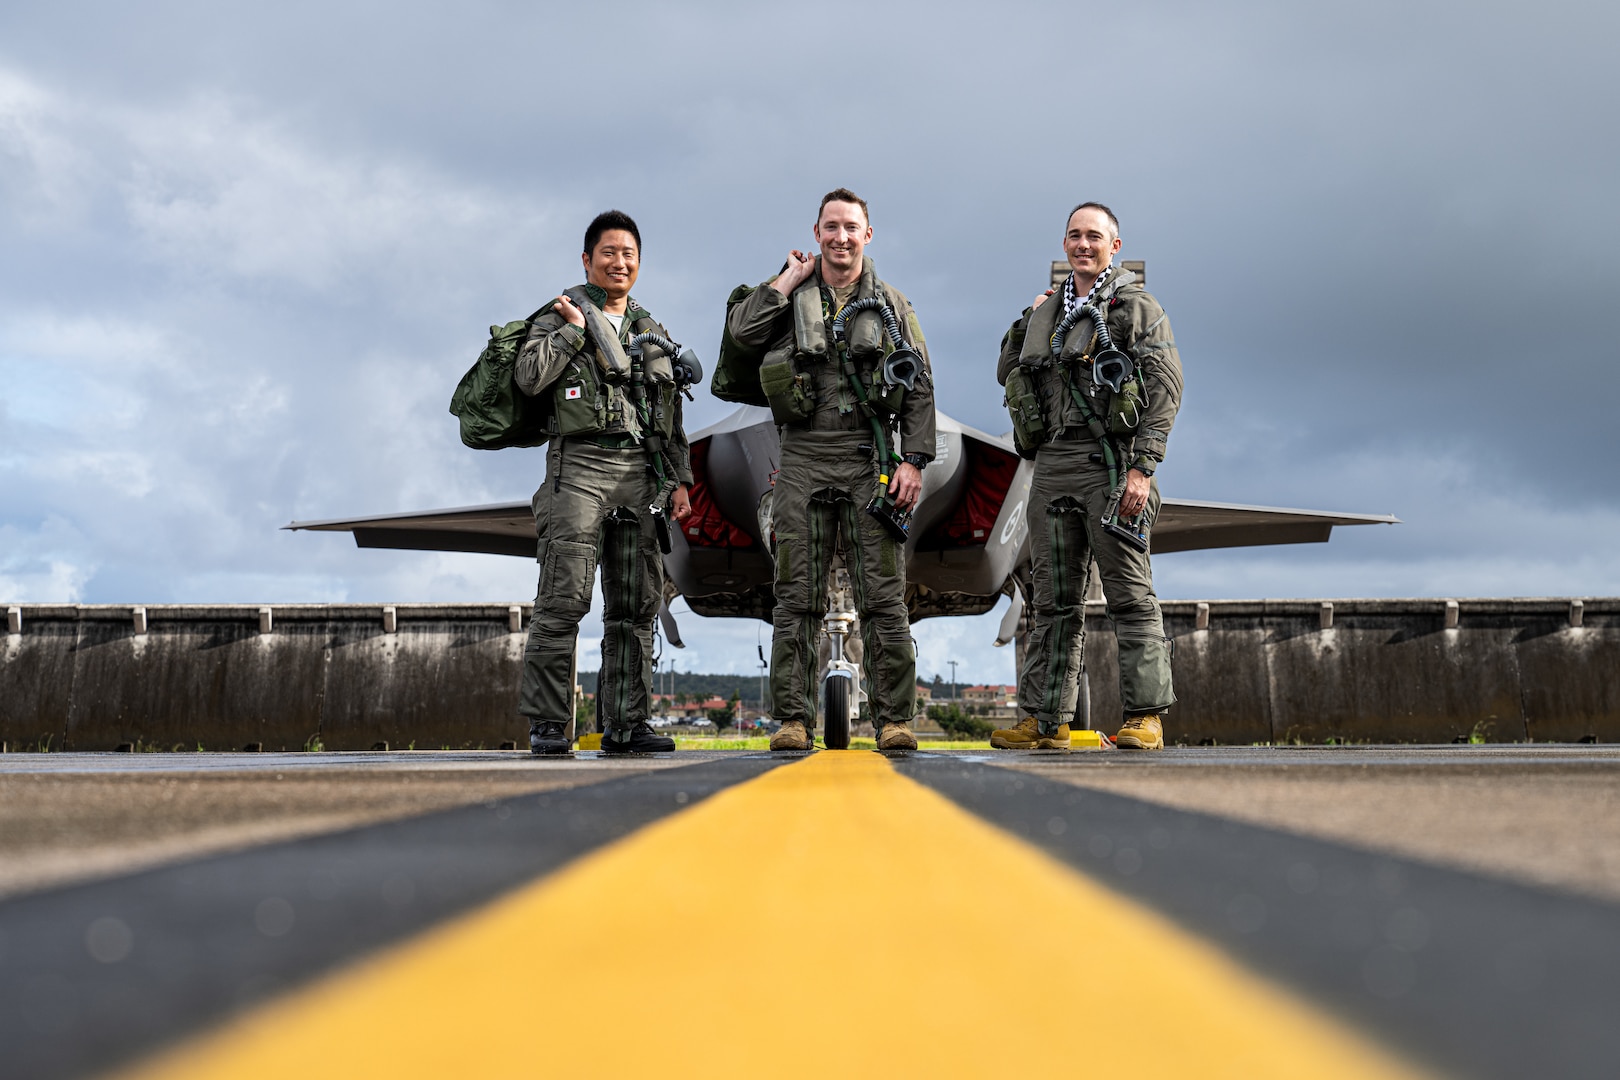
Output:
[
  {"xmin": 770, "ymin": 720, "xmax": 812, "ymax": 752},
  {"xmin": 528, "ymin": 720, "xmax": 572, "ymax": 756},
  {"xmin": 1114, "ymin": 714, "xmax": 1164, "ymax": 751},
  {"xmin": 601, "ymin": 721, "xmax": 675, "ymax": 754},
  {"xmin": 876, "ymin": 721, "xmax": 918, "ymax": 752},
  {"xmin": 990, "ymin": 716, "xmax": 1070, "ymax": 750}
]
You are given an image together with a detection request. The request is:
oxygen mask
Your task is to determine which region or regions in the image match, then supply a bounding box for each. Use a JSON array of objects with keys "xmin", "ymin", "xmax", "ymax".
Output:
[
  {"xmin": 630, "ymin": 332, "xmax": 704, "ymax": 397},
  {"xmin": 672, "ymin": 349, "xmax": 703, "ymax": 388},
  {"xmin": 1091, "ymin": 347, "xmax": 1135, "ymax": 395},
  {"xmin": 881, "ymin": 346, "xmax": 921, "ymax": 392}
]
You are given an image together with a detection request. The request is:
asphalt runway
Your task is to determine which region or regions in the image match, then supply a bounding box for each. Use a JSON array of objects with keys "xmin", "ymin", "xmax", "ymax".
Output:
[{"xmin": 2, "ymin": 745, "xmax": 1617, "ymax": 1079}]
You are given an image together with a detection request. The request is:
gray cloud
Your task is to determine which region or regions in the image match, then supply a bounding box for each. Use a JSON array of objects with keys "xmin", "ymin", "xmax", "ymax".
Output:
[{"xmin": 2, "ymin": 0, "xmax": 1617, "ymax": 677}]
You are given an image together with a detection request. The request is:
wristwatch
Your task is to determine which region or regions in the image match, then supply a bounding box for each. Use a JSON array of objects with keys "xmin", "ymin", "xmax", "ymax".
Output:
[{"xmin": 902, "ymin": 453, "xmax": 929, "ymax": 471}]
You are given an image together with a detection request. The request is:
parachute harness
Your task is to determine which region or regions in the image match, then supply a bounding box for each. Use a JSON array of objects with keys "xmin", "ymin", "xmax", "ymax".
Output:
[
  {"xmin": 628, "ymin": 330, "xmax": 703, "ymax": 554},
  {"xmin": 830, "ymin": 297, "xmax": 911, "ymax": 480},
  {"xmin": 830, "ymin": 297, "xmax": 917, "ymax": 542},
  {"xmin": 1047, "ymin": 281, "xmax": 1151, "ymax": 554}
]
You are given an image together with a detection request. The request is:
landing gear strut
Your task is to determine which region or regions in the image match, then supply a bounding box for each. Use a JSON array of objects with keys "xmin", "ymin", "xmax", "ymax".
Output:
[{"xmin": 819, "ymin": 567, "xmax": 864, "ymax": 750}]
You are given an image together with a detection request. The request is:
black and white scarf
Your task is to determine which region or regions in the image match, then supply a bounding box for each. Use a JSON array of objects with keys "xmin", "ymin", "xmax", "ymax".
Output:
[{"xmin": 1061, "ymin": 265, "xmax": 1115, "ymax": 317}]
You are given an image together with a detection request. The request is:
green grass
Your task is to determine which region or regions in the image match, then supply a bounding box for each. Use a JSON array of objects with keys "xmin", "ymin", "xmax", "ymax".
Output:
[
  {"xmin": 669, "ymin": 736, "xmax": 993, "ymax": 751},
  {"xmin": 672, "ymin": 736, "xmax": 770, "ymax": 750}
]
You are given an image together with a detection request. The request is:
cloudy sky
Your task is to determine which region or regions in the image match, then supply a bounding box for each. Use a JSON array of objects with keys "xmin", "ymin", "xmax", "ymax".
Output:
[{"xmin": 3, "ymin": 1, "xmax": 1616, "ymax": 683}]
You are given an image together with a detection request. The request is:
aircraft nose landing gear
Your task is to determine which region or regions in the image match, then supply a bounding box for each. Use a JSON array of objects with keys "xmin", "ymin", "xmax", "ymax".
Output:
[{"xmin": 820, "ymin": 567, "xmax": 865, "ymax": 750}]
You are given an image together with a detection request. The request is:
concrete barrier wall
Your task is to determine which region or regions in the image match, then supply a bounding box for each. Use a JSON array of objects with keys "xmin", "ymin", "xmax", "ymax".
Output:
[
  {"xmin": 0, "ymin": 605, "xmax": 533, "ymax": 752},
  {"xmin": 1084, "ymin": 598, "xmax": 1617, "ymax": 744},
  {"xmin": 1, "ymin": 599, "xmax": 1615, "ymax": 750}
]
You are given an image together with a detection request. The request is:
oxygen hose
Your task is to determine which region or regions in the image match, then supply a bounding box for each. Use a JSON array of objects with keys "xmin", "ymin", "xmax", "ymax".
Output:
[
  {"xmin": 1048, "ymin": 305, "xmax": 1116, "ymax": 481},
  {"xmin": 1051, "ymin": 308, "xmax": 1132, "ymax": 532},
  {"xmin": 1044, "ymin": 297, "xmax": 1150, "ymax": 551},
  {"xmin": 626, "ymin": 348, "xmax": 676, "ymax": 551},
  {"xmin": 629, "ymin": 331, "xmax": 679, "ymax": 357},
  {"xmin": 1050, "ymin": 303, "xmax": 1113, "ymax": 356},
  {"xmin": 830, "ymin": 295, "xmax": 907, "ymax": 349},
  {"xmin": 830, "ymin": 298, "xmax": 902, "ymax": 491},
  {"xmin": 828, "ymin": 297, "xmax": 918, "ymax": 542},
  {"xmin": 628, "ymin": 331, "xmax": 685, "ymax": 457},
  {"xmin": 847, "ymin": 358, "xmax": 895, "ymax": 490}
]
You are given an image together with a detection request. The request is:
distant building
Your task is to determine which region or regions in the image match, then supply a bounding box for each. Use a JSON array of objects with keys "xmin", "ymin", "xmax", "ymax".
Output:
[
  {"xmin": 960, "ymin": 684, "xmax": 1016, "ymax": 707},
  {"xmin": 650, "ymin": 693, "xmax": 731, "ymax": 719},
  {"xmin": 959, "ymin": 684, "xmax": 1019, "ymax": 720}
]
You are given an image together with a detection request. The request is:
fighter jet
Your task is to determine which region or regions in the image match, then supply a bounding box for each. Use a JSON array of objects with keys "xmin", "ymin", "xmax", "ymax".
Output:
[{"xmin": 286, "ymin": 405, "xmax": 1397, "ymax": 647}]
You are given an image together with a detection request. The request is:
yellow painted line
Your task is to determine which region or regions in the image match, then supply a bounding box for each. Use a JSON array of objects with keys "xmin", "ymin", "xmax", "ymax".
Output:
[{"xmin": 121, "ymin": 753, "xmax": 1434, "ymax": 1079}]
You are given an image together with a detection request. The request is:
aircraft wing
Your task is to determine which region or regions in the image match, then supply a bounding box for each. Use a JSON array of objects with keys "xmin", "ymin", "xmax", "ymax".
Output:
[
  {"xmin": 285, "ymin": 406, "xmax": 1397, "ymax": 623},
  {"xmin": 286, "ymin": 501, "xmax": 538, "ymax": 558},
  {"xmin": 1151, "ymin": 500, "xmax": 1399, "ymax": 554}
]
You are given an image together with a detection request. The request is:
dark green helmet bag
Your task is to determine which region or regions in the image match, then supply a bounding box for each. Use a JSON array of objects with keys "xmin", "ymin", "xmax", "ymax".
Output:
[
  {"xmin": 709, "ymin": 284, "xmax": 771, "ymax": 407},
  {"xmin": 447, "ymin": 310, "xmax": 555, "ymax": 450}
]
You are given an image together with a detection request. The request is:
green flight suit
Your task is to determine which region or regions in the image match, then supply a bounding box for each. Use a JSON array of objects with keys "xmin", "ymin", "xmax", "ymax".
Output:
[
  {"xmin": 996, "ymin": 268, "xmax": 1184, "ymax": 727},
  {"xmin": 513, "ymin": 288, "xmax": 692, "ymax": 733},
  {"xmin": 726, "ymin": 257, "xmax": 936, "ymax": 731}
]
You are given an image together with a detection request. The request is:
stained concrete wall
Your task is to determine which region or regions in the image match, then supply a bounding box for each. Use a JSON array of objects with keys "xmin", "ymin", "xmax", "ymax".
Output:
[
  {"xmin": 0, "ymin": 605, "xmax": 532, "ymax": 752},
  {"xmin": 1082, "ymin": 598, "xmax": 1617, "ymax": 743},
  {"xmin": 1, "ymin": 599, "xmax": 1614, "ymax": 750}
]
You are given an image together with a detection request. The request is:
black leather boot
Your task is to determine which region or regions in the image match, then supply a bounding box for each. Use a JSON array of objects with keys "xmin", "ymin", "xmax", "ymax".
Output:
[{"xmin": 601, "ymin": 721, "xmax": 675, "ymax": 754}]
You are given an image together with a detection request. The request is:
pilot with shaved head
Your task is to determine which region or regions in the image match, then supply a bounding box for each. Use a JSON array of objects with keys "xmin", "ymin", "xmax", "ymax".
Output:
[
  {"xmin": 513, "ymin": 210, "xmax": 693, "ymax": 756},
  {"xmin": 992, "ymin": 202, "xmax": 1184, "ymax": 751},
  {"xmin": 721, "ymin": 188, "xmax": 936, "ymax": 752}
]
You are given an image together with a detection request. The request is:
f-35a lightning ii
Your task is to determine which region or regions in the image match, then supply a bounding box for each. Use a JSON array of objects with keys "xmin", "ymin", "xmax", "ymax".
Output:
[{"xmin": 287, "ymin": 405, "xmax": 1396, "ymax": 648}]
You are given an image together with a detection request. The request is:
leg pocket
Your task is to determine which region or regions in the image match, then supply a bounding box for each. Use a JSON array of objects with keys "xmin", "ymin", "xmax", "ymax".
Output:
[{"xmin": 542, "ymin": 539, "xmax": 597, "ymax": 620}]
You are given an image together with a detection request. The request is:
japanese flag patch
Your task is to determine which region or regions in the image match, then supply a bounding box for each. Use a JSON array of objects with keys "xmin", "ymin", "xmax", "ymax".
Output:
[{"xmin": 564, "ymin": 385, "xmax": 583, "ymax": 400}]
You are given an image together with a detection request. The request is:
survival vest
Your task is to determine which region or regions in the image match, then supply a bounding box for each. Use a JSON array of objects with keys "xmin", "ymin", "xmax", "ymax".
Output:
[
  {"xmin": 448, "ymin": 291, "xmax": 683, "ymax": 451},
  {"xmin": 759, "ymin": 258, "xmax": 913, "ymax": 427},
  {"xmin": 546, "ymin": 288, "xmax": 682, "ymax": 445},
  {"xmin": 1003, "ymin": 270, "xmax": 1148, "ymax": 458}
]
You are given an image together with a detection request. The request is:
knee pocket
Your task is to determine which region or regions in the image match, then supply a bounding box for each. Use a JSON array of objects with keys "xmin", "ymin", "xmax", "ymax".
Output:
[
  {"xmin": 879, "ymin": 536, "xmax": 898, "ymax": 577},
  {"xmin": 542, "ymin": 539, "xmax": 596, "ymax": 619},
  {"xmin": 774, "ymin": 536, "xmax": 795, "ymax": 586},
  {"xmin": 773, "ymin": 535, "xmax": 817, "ymax": 610}
]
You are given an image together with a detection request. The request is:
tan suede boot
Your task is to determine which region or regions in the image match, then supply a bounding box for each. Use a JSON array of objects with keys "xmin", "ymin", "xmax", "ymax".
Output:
[
  {"xmin": 770, "ymin": 720, "xmax": 812, "ymax": 752},
  {"xmin": 991, "ymin": 716, "xmax": 1070, "ymax": 750},
  {"xmin": 876, "ymin": 721, "xmax": 918, "ymax": 751},
  {"xmin": 1114, "ymin": 714, "xmax": 1164, "ymax": 750}
]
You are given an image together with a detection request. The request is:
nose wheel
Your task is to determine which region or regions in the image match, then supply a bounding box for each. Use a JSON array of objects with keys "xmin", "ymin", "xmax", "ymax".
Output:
[
  {"xmin": 818, "ymin": 566, "xmax": 864, "ymax": 751},
  {"xmin": 822, "ymin": 674, "xmax": 852, "ymax": 750}
]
